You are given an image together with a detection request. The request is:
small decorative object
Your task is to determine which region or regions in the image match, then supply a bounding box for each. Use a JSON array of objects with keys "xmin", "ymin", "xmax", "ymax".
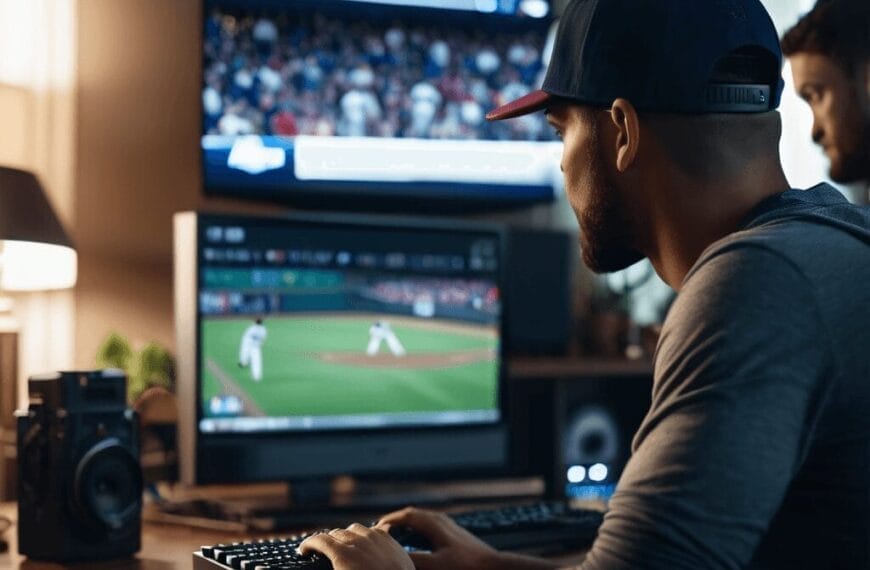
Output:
[{"xmin": 95, "ymin": 333, "xmax": 175, "ymax": 404}]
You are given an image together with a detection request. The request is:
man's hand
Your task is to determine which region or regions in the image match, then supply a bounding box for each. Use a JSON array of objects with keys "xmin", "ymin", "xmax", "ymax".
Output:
[
  {"xmin": 298, "ymin": 523, "xmax": 414, "ymax": 570},
  {"xmin": 378, "ymin": 507, "xmax": 558, "ymax": 570}
]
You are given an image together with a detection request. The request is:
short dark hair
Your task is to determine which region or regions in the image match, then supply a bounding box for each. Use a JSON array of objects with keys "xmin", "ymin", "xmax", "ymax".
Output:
[{"xmin": 781, "ymin": 0, "xmax": 870, "ymax": 77}]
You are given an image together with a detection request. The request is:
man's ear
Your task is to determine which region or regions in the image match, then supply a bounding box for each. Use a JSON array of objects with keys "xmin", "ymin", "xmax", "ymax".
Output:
[{"xmin": 609, "ymin": 98, "xmax": 640, "ymax": 172}]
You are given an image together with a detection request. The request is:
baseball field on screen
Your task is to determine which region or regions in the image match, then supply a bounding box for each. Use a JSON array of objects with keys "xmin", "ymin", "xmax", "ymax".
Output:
[{"xmin": 200, "ymin": 313, "xmax": 499, "ymax": 418}]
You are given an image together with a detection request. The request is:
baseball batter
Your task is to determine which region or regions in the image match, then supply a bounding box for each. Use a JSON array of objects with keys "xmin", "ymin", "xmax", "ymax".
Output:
[
  {"xmin": 238, "ymin": 318, "xmax": 267, "ymax": 381},
  {"xmin": 366, "ymin": 320, "xmax": 406, "ymax": 357}
]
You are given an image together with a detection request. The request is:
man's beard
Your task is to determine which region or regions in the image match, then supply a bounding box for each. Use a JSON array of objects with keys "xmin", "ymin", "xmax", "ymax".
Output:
[
  {"xmin": 828, "ymin": 124, "xmax": 870, "ymax": 184},
  {"xmin": 575, "ymin": 127, "xmax": 645, "ymax": 273}
]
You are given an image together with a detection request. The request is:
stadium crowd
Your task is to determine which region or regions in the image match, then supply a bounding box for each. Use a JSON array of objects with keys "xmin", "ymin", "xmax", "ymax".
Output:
[
  {"xmin": 202, "ymin": 6, "xmax": 555, "ymax": 142},
  {"xmin": 364, "ymin": 279, "xmax": 499, "ymax": 312}
]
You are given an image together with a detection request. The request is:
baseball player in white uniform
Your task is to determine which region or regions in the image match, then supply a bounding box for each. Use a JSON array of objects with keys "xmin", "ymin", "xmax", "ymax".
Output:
[
  {"xmin": 238, "ymin": 318, "xmax": 267, "ymax": 381},
  {"xmin": 366, "ymin": 320, "xmax": 406, "ymax": 357}
]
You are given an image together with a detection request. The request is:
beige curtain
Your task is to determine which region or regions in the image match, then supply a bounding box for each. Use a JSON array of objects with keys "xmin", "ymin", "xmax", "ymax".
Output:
[{"xmin": 0, "ymin": 0, "xmax": 77, "ymax": 406}]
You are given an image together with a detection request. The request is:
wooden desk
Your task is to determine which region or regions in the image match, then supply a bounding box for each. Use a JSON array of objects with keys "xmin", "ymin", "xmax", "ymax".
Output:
[
  {"xmin": 4, "ymin": 356, "xmax": 645, "ymax": 569},
  {"xmin": 0, "ymin": 503, "xmax": 587, "ymax": 569}
]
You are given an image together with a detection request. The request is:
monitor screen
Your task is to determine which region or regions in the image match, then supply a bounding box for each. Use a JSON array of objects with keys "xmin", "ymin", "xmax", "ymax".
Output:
[
  {"xmin": 201, "ymin": 0, "xmax": 562, "ymax": 210},
  {"xmin": 175, "ymin": 212, "xmax": 509, "ymax": 484}
]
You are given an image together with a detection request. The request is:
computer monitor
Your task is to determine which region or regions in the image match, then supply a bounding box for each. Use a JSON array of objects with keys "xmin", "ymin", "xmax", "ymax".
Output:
[
  {"xmin": 175, "ymin": 211, "xmax": 508, "ymax": 489},
  {"xmin": 201, "ymin": 0, "xmax": 562, "ymax": 211}
]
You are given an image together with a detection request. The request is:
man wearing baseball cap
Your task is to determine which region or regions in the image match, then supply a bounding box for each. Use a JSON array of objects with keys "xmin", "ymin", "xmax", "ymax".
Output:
[{"xmin": 300, "ymin": 1, "xmax": 870, "ymax": 568}]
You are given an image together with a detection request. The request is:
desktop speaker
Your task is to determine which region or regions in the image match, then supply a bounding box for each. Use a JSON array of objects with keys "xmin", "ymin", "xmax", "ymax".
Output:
[
  {"xmin": 17, "ymin": 370, "xmax": 142, "ymax": 562},
  {"xmin": 504, "ymin": 227, "xmax": 575, "ymax": 355},
  {"xmin": 509, "ymin": 369, "xmax": 652, "ymax": 499}
]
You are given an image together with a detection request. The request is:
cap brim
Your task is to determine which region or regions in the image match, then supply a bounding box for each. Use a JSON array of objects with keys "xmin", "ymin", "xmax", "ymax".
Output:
[{"xmin": 486, "ymin": 90, "xmax": 552, "ymax": 121}]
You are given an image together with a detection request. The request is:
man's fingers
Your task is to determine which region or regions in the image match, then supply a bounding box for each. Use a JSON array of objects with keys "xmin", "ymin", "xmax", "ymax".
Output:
[
  {"xmin": 326, "ymin": 528, "xmax": 359, "ymax": 544},
  {"xmin": 379, "ymin": 507, "xmax": 453, "ymax": 546},
  {"xmin": 344, "ymin": 522, "xmax": 371, "ymax": 537},
  {"xmin": 298, "ymin": 532, "xmax": 347, "ymax": 559}
]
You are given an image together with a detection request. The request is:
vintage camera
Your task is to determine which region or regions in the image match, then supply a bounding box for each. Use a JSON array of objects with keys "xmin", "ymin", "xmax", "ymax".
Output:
[{"xmin": 17, "ymin": 370, "xmax": 142, "ymax": 562}]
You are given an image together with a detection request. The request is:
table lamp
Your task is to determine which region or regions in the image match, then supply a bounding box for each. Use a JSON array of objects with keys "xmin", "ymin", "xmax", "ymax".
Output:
[
  {"xmin": 0, "ymin": 166, "xmax": 77, "ymax": 499},
  {"xmin": 0, "ymin": 166, "xmax": 76, "ymax": 295}
]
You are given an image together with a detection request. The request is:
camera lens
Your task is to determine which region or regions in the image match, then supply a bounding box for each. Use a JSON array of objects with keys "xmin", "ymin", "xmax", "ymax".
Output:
[{"xmin": 73, "ymin": 438, "xmax": 142, "ymax": 532}]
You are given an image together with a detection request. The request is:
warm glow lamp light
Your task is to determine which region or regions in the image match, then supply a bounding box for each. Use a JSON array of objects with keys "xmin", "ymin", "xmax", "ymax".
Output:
[{"xmin": 0, "ymin": 166, "xmax": 77, "ymax": 298}]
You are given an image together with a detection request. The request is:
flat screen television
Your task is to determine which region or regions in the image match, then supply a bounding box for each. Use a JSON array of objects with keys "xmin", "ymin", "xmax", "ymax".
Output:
[
  {"xmin": 175, "ymin": 211, "xmax": 509, "ymax": 486},
  {"xmin": 201, "ymin": 0, "xmax": 562, "ymax": 211}
]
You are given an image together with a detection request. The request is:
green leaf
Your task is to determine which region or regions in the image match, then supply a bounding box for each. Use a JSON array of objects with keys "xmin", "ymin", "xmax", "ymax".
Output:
[
  {"xmin": 95, "ymin": 332, "xmax": 134, "ymax": 371},
  {"xmin": 94, "ymin": 333, "xmax": 176, "ymax": 404}
]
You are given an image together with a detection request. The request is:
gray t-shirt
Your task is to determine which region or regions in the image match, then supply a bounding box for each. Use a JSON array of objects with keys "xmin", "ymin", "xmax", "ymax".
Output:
[{"xmin": 580, "ymin": 184, "xmax": 870, "ymax": 569}]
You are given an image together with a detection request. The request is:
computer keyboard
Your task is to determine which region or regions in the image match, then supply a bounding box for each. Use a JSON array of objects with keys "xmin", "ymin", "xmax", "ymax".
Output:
[{"xmin": 193, "ymin": 500, "xmax": 605, "ymax": 569}]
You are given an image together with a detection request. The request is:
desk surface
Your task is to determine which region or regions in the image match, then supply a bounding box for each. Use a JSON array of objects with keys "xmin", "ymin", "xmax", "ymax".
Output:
[{"xmin": 0, "ymin": 503, "xmax": 587, "ymax": 569}]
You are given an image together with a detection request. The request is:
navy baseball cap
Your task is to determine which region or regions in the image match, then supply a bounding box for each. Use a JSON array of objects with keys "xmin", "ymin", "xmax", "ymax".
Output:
[{"xmin": 487, "ymin": 0, "xmax": 785, "ymax": 120}]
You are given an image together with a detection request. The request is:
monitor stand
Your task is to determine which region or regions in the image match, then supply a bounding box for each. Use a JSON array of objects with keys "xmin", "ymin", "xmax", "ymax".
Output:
[{"xmin": 232, "ymin": 477, "xmax": 462, "ymax": 531}]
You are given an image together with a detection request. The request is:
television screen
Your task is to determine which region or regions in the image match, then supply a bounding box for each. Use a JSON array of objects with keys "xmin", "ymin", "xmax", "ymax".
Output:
[{"xmin": 202, "ymin": 0, "xmax": 562, "ymax": 210}]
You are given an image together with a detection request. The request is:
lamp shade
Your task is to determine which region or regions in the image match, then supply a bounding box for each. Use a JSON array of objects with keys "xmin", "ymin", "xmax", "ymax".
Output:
[{"xmin": 0, "ymin": 167, "xmax": 76, "ymax": 291}]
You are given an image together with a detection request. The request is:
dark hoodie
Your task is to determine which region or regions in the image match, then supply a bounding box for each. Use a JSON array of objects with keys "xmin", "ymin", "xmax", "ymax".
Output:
[{"xmin": 581, "ymin": 184, "xmax": 870, "ymax": 570}]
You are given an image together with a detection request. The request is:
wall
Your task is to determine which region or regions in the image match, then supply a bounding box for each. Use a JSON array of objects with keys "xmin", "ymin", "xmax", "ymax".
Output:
[{"xmin": 73, "ymin": 0, "xmax": 281, "ymax": 366}]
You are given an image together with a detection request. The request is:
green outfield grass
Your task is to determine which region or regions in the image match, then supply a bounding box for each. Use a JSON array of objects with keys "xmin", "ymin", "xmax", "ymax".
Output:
[{"xmin": 200, "ymin": 315, "xmax": 499, "ymax": 418}]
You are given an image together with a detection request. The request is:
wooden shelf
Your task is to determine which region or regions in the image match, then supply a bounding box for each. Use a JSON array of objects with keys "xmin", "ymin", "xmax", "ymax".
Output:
[{"xmin": 507, "ymin": 356, "xmax": 653, "ymax": 379}]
